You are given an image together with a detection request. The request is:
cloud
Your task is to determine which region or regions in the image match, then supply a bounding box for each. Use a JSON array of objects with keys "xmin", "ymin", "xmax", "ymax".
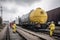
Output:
[
  {"xmin": 30, "ymin": 0, "xmax": 60, "ymax": 11},
  {"xmin": 0, "ymin": 0, "xmax": 60, "ymax": 21},
  {"xmin": 0, "ymin": 0, "xmax": 40, "ymax": 3},
  {"xmin": 3, "ymin": 7, "xmax": 17, "ymax": 14},
  {"xmin": 0, "ymin": 0, "xmax": 41, "ymax": 6},
  {"xmin": 3, "ymin": 13, "xmax": 15, "ymax": 21},
  {"xmin": 15, "ymin": 0, "xmax": 41, "ymax": 5},
  {"xmin": 0, "ymin": 2, "xmax": 18, "ymax": 14}
]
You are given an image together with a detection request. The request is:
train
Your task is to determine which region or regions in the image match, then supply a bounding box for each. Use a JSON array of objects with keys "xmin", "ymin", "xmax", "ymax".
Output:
[
  {"xmin": 15, "ymin": 7, "xmax": 48, "ymax": 30},
  {"xmin": 15, "ymin": 7, "xmax": 60, "ymax": 30}
]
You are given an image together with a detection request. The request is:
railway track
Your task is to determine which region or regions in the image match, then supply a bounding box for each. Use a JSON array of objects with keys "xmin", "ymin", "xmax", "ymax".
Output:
[
  {"xmin": 3, "ymin": 26, "xmax": 10, "ymax": 40},
  {"xmin": 2, "ymin": 25, "xmax": 10, "ymax": 40},
  {"xmin": 1, "ymin": 25, "xmax": 59, "ymax": 40},
  {"xmin": 17, "ymin": 26, "xmax": 54, "ymax": 40},
  {"xmin": 35, "ymin": 26, "xmax": 60, "ymax": 40},
  {"xmin": 35, "ymin": 31, "xmax": 60, "ymax": 40},
  {"xmin": 17, "ymin": 28, "xmax": 41, "ymax": 40},
  {"xmin": 0, "ymin": 25, "xmax": 9, "ymax": 40},
  {"xmin": 52, "ymin": 26, "xmax": 60, "ymax": 40},
  {"xmin": 9, "ymin": 27, "xmax": 26, "ymax": 40}
]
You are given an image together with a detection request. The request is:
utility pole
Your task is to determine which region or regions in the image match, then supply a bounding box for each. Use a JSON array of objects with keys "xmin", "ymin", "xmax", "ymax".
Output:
[
  {"xmin": 0, "ymin": 1, "xmax": 3, "ymax": 25},
  {"xmin": 0, "ymin": 6, "xmax": 3, "ymax": 18},
  {"xmin": 0, "ymin": 6, "xmax": 3, "ymax": 25}
]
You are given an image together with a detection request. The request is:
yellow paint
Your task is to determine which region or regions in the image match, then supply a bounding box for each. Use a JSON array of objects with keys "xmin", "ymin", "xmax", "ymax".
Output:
[{"xmin": 30, "ymin": 7, "xmax": 48, "ymax": 24}]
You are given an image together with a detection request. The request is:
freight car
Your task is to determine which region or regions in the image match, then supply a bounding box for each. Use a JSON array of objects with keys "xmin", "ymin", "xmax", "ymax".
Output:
[
  {"xmin": 20, "ymin": 7, "xmax": 48, "ymax": 30},
  {"xmin": 47, "ymin": 7, "xmax": 60, "ymax": 26}
]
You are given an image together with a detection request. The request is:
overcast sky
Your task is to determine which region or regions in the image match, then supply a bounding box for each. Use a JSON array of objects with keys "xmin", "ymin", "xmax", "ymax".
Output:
[{"xmin": 0, "ymin": 0, "xmax": 60, "ymax": 22}]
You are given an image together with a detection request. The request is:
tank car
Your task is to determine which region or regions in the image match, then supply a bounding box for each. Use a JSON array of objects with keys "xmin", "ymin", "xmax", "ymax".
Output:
[{"xmin": 20, "ymin": 7, "xmax": 48, "ymax": 29}]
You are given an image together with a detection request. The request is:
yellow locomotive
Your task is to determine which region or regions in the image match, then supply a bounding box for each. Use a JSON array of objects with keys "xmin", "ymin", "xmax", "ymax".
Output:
[{"xmin": 20, "ymin": 7, "xmax": 48, "ymax": 30}]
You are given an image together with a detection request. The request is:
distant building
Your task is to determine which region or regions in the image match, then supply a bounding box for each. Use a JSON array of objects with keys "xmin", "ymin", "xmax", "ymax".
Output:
[{"xmin": 47, "ymin": 7, "xmax": 60, "ymax": 25}]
